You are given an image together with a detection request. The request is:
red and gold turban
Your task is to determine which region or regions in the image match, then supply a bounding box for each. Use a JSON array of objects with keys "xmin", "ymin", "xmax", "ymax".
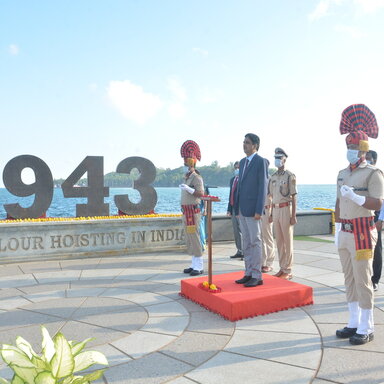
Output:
[
  {"xmin": 180, "ymin": 140, "xmax": 201, "ymax": 167},
  {"xmin": 340, "ymin": 104, "xmax": 379, "ymax": 152}
]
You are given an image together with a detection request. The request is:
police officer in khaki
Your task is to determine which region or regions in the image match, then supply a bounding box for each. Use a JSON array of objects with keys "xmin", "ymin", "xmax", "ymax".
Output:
[
  {"xmin": 268, "ymin": 148, "xmax": 297, "ymax": 280},
  {"xmin": 261, "ymin": 193, "xmax": 275, "ymax": 272},
  {"xmin": 335, "ymin": 104, "xmax": 384, "ymax": 345},
  {"xmin": 261, "ymin": 194, "xmax": 275, "ymax": 273}
]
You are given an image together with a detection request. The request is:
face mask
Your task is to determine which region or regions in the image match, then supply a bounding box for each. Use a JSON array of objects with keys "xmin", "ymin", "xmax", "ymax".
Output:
[
  {"xmin": 274, "ymin": 158, "xmax": 283, "ymax": 168},
  {"xmin": 234, "ymin": 169, "xmax": 239, "ymax": 176},
  {"xmin": 347, "ymin": 149, "xmax": 360, "ymax": 165},
  {"xmin": 183, "ymin": 166, "xmax": 189, "ymax": 174}
]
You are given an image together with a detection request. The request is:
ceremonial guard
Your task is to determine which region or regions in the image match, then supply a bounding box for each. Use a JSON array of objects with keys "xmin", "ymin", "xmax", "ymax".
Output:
[
  {"xmin": 179, "ymin": 140, "xmax": 206, "ymax": 276},
  {"xmin": 268, "ymin": 148, "xmax": 297, "ymax": 280},
  {"xmin": 335, "ymin": 104, "xmax": 384, "ymax": 345}
]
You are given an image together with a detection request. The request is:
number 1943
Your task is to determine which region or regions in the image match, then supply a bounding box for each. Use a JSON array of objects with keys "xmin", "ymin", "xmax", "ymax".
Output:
[{"xmin": 2, "ymin": 155, "xmax": 157, "ymax": 219}]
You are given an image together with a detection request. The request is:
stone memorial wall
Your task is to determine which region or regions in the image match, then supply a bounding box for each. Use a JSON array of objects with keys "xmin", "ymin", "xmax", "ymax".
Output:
[{"xmin": 0, "ymin": 217, "xmax": 185, "ymax": 263}]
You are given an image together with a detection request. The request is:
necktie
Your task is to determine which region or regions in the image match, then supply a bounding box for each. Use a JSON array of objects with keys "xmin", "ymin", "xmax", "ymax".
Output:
[
  {"xmin": 242, "ymin": 158, "xmax": 250, "ymax": 177},
  {"xmin": 230, "ymin": 176, "xmax": 238, "ymax": 206}
]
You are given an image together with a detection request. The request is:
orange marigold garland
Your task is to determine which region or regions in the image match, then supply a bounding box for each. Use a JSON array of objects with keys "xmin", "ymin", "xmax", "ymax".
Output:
[{"xmin": 199, "ymin": 281, "xmax": 221, "ymax": 293}]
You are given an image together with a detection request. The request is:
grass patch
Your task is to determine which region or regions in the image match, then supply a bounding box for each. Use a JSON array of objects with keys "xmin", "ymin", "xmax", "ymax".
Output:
[{"xmin": 294, "ymin": 235, "xmax": 334, "ymax": 243}]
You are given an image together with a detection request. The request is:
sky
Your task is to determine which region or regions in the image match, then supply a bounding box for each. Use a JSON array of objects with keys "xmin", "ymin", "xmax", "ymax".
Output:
[{"xmin": 1, "ymin": 0, "xmax": 384, "ymax": 186}]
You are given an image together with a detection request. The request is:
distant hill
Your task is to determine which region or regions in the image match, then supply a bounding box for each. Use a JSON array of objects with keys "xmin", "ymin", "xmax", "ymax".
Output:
[{"xmin": 54, "ymin": 162, "xmax": 276, "ymax": 188}]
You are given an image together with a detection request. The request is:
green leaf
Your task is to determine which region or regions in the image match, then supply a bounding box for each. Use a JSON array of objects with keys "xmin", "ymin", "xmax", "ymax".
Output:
[
  {"xmin": 0, "ymin": 345, "xmax": 35, "ymax": 368},
  {"xmin": 34, "ymin": 371, "xmax": 56, "ymax": 384},
  {"xmin": 0, "ymin": 377, "xmax": 11, "ymax": 384},
  {"xmin": 30, "ymin": 356, "xmax": 47, "ymax": 372},
  {"xmin": 79, "ymin": 369, "xmax": 106, "ymax": 382},
  {"xmin": 71, "ymin": 369, "xmax": 106, "ymax": 383},
  {"xmin": 41, "ymin": 326, "xmax": 55, "ymax": 364},
  {"xmin": 74, "ymin": 351, "xmax": 108, "ymax": 372},
  {"xmin": 15, "ymin": 338, "xmax": 38, "ymax": 361},
  {"xmin": 51, "ymin": 333, "xmax": 74, "ymax": 379},
  {"xmin": 61, "ymin": 376, "xmax": 75, "ymax": 384},
  {"xmin": 12, "ymin": 338, "xmax": 46, "ymax": 372},
  {"xmin": 69, "ymin": 377, "xmax": 88, "ymax": 384},
  {"xmin": 10, "ymin": 366, "xmax": 37, "ymax": 384},
  {"xmin": 70, "ymin": 339, "xmax": 93, "ymax": 357},
  {"xmin": 10, "ymin": 375, "xmax": 24, "ymax": 384}
]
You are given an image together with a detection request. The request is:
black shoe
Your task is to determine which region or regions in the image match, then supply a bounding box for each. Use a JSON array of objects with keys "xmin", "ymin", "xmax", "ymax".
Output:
[
  {"xmin": 183, "ymin": 267, "xmax": 193, "ymax": 274},
  {"xmin": 336, "ymin": 327, "xmax": 357, "ymax": 339},
  {"xmin": 373, "ymin": 282, "xmax": 379, "ymax": 291},
  {"xmin": 244, "ymin": 278, "xmax": 263, "ymax": 287},
  {"xmin": 230, "ymin": 252, "xmax": 243, "ymax": 259},
  {"xmin": 235, "ymin": 275, "xmax": 251, "ymax": 284},
  {"xmin": 349, "ymin": 333, "xmax": 374, "ymax": 345},
  {"xmin": 190, "ymin": 269, "xmax": 203, "ymax": 276}
]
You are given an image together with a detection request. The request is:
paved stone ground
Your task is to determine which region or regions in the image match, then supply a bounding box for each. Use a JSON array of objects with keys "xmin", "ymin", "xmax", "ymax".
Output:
[{"xmin": 1, "ymin": 236, "xmax": 384, "ymax": 384}]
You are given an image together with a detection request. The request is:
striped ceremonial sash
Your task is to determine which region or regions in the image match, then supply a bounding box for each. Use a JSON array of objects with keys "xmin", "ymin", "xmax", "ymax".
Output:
[
  {"xmin": 352, "ymin": 216, "xmax": 375, "ymax": 260},
  {"xmin": 181, "ymin": 205, "xmax": 200, "ymax": 234}
]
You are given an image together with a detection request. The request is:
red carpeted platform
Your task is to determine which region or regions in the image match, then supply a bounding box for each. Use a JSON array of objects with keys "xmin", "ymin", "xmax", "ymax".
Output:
[{"xmin": 180, "ymin": 271, "xmax": 313, "ymax": 321}]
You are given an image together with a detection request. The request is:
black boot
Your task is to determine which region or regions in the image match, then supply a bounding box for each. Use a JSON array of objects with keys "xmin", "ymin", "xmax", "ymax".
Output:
[
  {"xmin": 336, "ymin": 327, "xmax": 357, "ymax": 339},
  {"xmin": 349, "ymin": 333, "xmax": 374, "ymax": 345}
]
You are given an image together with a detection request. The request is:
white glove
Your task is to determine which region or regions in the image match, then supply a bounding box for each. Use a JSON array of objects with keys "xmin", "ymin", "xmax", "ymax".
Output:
[
  {"xmin": 334, "ymin": 222, "xmax": 341, "ymax": 247},
  {"xmin": 340, "ymin": 185, "xmax": 366, "ymax": 206},
  {"xmin": 179, "ymin": 184, "xmax": 195, "ymax": 195}
]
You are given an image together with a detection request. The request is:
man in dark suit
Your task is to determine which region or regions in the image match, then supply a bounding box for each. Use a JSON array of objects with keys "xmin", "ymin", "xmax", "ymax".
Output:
[
  {"xmin": 227, "ymin": 161, "xmax": 243, "ymax": 259},
  {"xmin": 234, "ymin": 133, "xmax": 267, "ymax": 287}
]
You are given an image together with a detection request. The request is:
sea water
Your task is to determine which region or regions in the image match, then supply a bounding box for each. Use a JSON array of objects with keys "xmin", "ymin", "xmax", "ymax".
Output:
[{"xmin": 0, "ymin": 185, "xmax": 336, "ymax": 219}]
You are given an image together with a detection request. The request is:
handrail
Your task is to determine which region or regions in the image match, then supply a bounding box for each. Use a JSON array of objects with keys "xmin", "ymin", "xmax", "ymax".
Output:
[{"xmin": 313, "ymin": 208, "xmax": 335, "ymax": 234}]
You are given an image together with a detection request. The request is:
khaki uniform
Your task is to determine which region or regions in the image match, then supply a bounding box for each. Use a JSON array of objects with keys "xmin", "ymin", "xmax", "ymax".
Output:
[
  {"xmin": 261, "ymin": 194, "xmax": 275, "ymax": 267},
  {"xmin": 337, "ymin": 162, "xmax": 384, "ymax": 309},
  {"xmin": 181, "ymin": 172, "xmax": 204, "ymax": 257},
  {"xmin": 269, "ymin": 170, "xmax": 297, "ymax": 273}
]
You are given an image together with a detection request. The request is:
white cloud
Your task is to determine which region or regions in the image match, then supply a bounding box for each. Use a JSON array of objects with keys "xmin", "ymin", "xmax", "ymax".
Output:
[
  {"xmin": 201, "ymin": 95, "xmax": 217, "ymax": 104},
  {"xmin": 334, "ymin": 24, "xmax": 367, "ymax": 38},
  {"xmin": 167, "ymin": 77, "xmax": 187, "ymax": 102},
  {"xmin": 199, "ymin": 88, "xmax": 223, "ymax": 104},
  {"xmin": 106, "ymin": 80, "xmax": 163, "ymax": 124},
  {"xmin": 309, "ymin": 0, "xmax": 384, "ymax": 21},
  {"xmin": 308, "ymin": 0, "xmax": 332, "ymax": 21},
  {"xmin": 8, "ymin": 44, "xmax": 19, "ymax": 55},
  {"xmin": 89, "ymin": 83, "xmax": 98, "ymax": 92},
  {"xmin": 166, "ymin": 77, "xmax": 187, "ymax": 119},
  {"xmin": 168, "ymin": 102, "xmax": 186, "ymax": 119},
  {"xmin": 308, "ymin": 0, "xmax": 347, "ymax": 21},
  {"xmin": 192, "ymin": 47, "xmax": 209, "ymax": 56},
  {"xmin": 354, "ymin": 0, "xmax": 384, "ymax": 13}
]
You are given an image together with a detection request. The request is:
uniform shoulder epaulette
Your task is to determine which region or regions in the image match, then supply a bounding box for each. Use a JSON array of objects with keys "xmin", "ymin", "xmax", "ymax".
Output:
[
  {"xmin": 285, "ymin": 169, "xmax": 296, "ymax": 177},
  {"xmin": 366, "ymin": 164, "xmax": 383, "ymax": 174}
]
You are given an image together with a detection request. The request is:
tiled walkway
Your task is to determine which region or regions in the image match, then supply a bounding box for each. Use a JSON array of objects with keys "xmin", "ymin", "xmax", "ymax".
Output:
[{"xmin": 1, "ymin": 236, "xmax": 384, "ymax": 383}]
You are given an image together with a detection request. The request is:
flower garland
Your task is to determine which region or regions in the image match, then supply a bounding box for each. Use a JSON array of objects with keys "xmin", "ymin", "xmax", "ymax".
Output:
[
  {"xmin": 199, "ymin": 281, "xmax": 221, "ymax": 293},
  {"xmin": 201, "ymin": 195, "xmax": 220, "ymax": 202},
  {"xmin": 0, "ymin": 213, "xmax": 182, "ymax": 224}
]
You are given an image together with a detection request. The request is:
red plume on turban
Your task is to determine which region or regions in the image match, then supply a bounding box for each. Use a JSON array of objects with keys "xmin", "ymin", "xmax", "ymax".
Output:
[
  {"xmin": 339, "ymin": 104, "xmax": 378, "ymax": 138},
  {"xmin": 180, "ymin": 140, "xmax": 201, "ymax": 161},
  {"xmin": 340, "ymin": 104, "xmax": 378, "ymax": 151}
]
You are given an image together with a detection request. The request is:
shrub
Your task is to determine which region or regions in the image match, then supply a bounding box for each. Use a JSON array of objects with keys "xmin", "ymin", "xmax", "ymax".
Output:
[{"xmin": 0, "ymin": 325, "xmax": 108, "ymax": 383}]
